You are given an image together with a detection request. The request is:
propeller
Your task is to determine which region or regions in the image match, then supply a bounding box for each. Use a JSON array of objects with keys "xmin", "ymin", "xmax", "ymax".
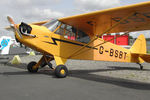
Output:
[
  {"xmin": 6, "ymin": 16, "xmax": 36, "ymax": 38},
  {"xmin": 6, "ymin": 16, "xmax": 22, "ymax": 38}
]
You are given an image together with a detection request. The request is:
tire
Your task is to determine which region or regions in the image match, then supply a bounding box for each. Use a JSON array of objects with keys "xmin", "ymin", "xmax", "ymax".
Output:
[
  {"xmin": 27, "ymin": 61, "xmax": 38, "ymax": 73},
  {"xmin": 55, "ymin": 65, "xmax": 68, "ymax": 78}
]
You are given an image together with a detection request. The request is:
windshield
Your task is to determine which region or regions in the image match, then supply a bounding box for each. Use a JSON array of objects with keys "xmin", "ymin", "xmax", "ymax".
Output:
[{"xmin": 43, "ymin": 19, "xmax": 60, "ymax": 32}]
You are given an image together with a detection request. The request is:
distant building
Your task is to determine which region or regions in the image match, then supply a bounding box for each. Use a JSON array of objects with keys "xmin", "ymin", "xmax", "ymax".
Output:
[{"xmin": 101, "ymin": 33, "xmax": 129, "ymax": 45}]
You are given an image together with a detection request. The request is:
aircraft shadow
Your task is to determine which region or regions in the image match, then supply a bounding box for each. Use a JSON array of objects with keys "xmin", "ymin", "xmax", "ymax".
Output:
[
  {"xmin": 2, "ymin": 63, "xmax": 150, "ymax": 90},
  {"xmin": 69, "ymin": 68, "xmax": 150, "ymax": 90},
  {"xmin": 107, "ymin": 66, "xmax": 150, "ymax": 71}
]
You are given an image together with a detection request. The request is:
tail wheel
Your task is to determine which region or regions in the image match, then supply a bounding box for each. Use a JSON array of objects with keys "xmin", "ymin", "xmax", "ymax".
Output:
[
  {"xmin": 137, "ymin": 63, "xmax": 144, "ymax": 70},
  {"xmin": 55, "ymin": 65, "xmax": 68, "ymax": 78},
  {"xmin": 140, "ymin": 65, "xmax": 143, "ymax": 70},
  {"xmin": 27, "ymin": 61, "xmax": 38, "ymax": 73}
]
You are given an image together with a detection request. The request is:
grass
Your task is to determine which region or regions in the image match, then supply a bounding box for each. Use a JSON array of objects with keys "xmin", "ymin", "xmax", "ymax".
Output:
[{"xmin": 147, "ymin": 51, "xmax": 150, "ymax": 54}]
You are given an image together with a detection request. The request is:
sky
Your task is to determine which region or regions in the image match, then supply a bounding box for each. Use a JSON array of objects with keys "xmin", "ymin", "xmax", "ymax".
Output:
[{"xmin": 0, "ymin": 0, "xmax": 150, "ymax": 38}]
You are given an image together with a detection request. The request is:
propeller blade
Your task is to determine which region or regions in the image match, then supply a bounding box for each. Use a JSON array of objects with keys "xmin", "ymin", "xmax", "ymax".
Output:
[
  {"xmin": 7, "ymin": 16, "xmax": 22, "ymax": 38},
  {"xmin": 5, "ymin": 26, "xmax": 14, "ymax": 31},
  {"xmin": 7, "ymin": 16, "xmax": 15, "ymax": 26}
]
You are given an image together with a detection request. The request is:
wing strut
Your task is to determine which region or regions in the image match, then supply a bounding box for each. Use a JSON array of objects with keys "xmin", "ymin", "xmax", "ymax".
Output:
[{"xmin": 67, "ymin": 12, "xmax": 136, "ymax": 59}]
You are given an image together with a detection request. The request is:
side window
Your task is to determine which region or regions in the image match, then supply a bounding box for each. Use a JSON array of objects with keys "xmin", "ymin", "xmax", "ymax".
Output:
[
  {"xmin": 76, "ymin": 30, "xmax": 90, "ymax": 43},
  {"xmin": 54, "ymin": 23, "xmax": 90, "ymax": 43},
  {"xmin": 55, "ymin": 24, "xmax": 66, "ymax": 35},
  {"xmin": 64, "ymin": 25, "xmax": 76, "ymax": 40}
]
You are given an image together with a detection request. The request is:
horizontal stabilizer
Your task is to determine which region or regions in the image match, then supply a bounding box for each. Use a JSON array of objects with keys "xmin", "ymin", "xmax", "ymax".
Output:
[
  {"xmin": 131, "ymin": 53, "xmax": 150, "ymax": 63},
  {"xmin": 140, "ymin": 54, "xmax": 150, "ymax": 63}
]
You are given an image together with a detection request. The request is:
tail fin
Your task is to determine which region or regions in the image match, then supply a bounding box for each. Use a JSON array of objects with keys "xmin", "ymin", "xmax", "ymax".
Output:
[
  {"xmin": 130, "ymin": 34, "xmax": 146, "ymax": 54},
  {"xmin": 130, "ymin": 34, "xmax": 148, "ymax": 63}
]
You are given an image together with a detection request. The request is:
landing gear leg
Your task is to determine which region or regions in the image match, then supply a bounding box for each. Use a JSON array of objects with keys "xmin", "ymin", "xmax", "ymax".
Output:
[
  {"xmin": 43, "ymin": 55, "xmax": 54, "ymax": 69},
  {"xmin": 27, "ymin": 55, "xmax": 54, "ymax": 73},
  {"xmin": 54, "ymin": 56, "xmax": 68, "ymax": 78},
  {"xmin": 137, "ymin": 63, "xmax": 143, "ymax": 70}
]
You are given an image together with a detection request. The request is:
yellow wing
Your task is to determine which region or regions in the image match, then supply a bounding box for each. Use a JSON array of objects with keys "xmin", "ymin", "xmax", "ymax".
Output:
[
  {"xmin": 59, "ymin": 1, "xmax": 150, "ymax": 36},
  {"xmin": 31, "ymin": 20, "xmax": 49, "ymax": 25},
  {"xmin": 5, "ymin": 20, "xmax": 50, "ymax": 31}
]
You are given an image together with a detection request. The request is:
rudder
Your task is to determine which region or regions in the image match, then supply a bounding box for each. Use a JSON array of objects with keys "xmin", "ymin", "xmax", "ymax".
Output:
[
  {"xmin": 130, "ymin": 34, "xmax": 146, "ymax": 54},
  {"xmin": 130, "ymin": 34, "xmax": 147, "ymax": 63}
]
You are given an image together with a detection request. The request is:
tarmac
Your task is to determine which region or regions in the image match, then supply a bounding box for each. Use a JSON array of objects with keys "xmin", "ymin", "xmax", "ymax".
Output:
[{"xmin": 0, "ymin": 49, "xmax": 150, "ymax": 100}]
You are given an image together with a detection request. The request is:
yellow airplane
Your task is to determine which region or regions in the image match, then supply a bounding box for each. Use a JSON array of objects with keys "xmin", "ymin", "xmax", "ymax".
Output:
[{"xmin": 6, "ymin": 1, "xmax": 150, "ymax": 78}]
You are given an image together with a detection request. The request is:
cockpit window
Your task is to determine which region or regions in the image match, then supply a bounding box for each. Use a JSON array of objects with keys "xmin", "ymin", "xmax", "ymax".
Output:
[
  {"xmin": 55, "ymin": 24, "xmax": 65, "ymax": 35},
  {"xmin": 76, "ymin": 30, "xmax": 90, "ymax": 43},
  {"xmin": 55, "ymin": 23, "xmax": 90, "ymax": 43},
  {"xmin": 43, "ymin": 19, "xmax": 60, "ymax": 32},
  {"xmin": 44, "ymin": 20, "xmax": 90, "ymax": 43}
]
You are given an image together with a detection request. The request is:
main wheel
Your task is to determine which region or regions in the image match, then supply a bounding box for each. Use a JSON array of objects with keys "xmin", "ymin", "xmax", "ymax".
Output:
[
  {"xmin": 27, "ymin": 61, "xmax": 38, "ymax": 73},
  {"xmin": 55, "ymin": 65, "xmax": 68, "ymax": 78}
]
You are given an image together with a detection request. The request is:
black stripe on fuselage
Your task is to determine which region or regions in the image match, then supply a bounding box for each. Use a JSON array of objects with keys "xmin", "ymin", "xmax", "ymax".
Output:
[{"xmin": 43, "ymin": 37, "xmax": 98, "ymax": 50}]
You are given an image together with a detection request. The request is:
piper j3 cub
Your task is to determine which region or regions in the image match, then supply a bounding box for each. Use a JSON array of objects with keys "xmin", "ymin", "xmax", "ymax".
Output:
[{"xmin": 6, "ymin": 1, "xmax": 150, "ymax": 78}]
